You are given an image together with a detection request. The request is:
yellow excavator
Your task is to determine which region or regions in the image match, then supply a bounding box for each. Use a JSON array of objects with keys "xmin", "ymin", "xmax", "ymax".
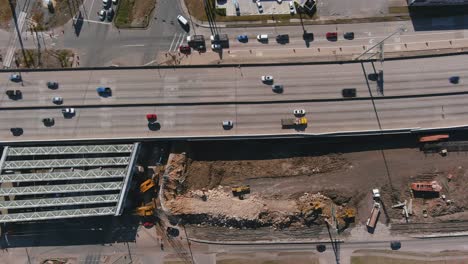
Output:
[
  {"xmin": 232, "ymin": 185, "xmax": 250, "ymax": 200},
  {"xmin": 136, "ymin": 179, "xmax": 158, "ymax": 228}
]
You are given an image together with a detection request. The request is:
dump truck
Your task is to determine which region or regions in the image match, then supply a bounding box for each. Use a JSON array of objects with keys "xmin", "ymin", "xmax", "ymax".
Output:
[
  {"xmin": 281, "ymin": 117, "xmax": 307, "ymax": 128},
  {"xmin": 232, "ymin": 185, "xmax": 250, "ymax": 200},
  {"xmin": 366, "ymin": 202, "xmax": 381, "ymax": 230},
  {"xmin": 411, "ymin": 181, "xmax": 442, "ymax": 193}
]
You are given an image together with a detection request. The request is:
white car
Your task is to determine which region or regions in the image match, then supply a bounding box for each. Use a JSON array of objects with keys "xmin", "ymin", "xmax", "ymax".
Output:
[
  {"xmin": 103, "ymin": 0, "xmax": 110, "ymax": 7},
  {"xmin": 211, "ymin": 43, "xmax": 221, "ymax": 50},
  {"xmin": 289, "ymin": 1, "xmax": 296, "ymax": 14},
  {"xmin": 222, "ymin": 120, "xmax": 233, "ymax": 129},
  {"xmin": 257, "ymin": 1, "xmax": 263, "ymax": 13},
  {"xmin": 293, "ymin": 109, "xmax": 306, "ymax": 116},
  {"xmin": 277, "ymin": 0, "xmax": 282, "ymax": 3},
  {"xmin": 261, "ymin": 76, "xmax": 273, "ymax": 82},
  {"xmin": 98, "ymin": 9, "xmax": 106, "ymax": 21},
  {"xmin": 112, "ymin": 0, "xmax": 118, "ymax": 4},
  {"xmin": 62, "ymin": 108, "xmax": 75, "ymax": 115},
  {"xmin": 52, "ymin": 96, "xmax": 63, "ymax": 104}
]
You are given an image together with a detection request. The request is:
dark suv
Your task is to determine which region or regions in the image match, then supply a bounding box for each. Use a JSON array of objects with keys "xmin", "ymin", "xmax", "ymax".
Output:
[{"xmin": 276, "ymin": 34, "xmax": 289, "ymax": 43}]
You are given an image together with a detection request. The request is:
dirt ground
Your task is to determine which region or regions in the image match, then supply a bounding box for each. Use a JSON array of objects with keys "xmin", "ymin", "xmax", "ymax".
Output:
[
  {"xmin": 176, "ymin": 136, "xmax": 468, "ymax": 228},
  {"xmin": 351, "ymin": 249, "xmax": 468, "ymax": 264},
  {"xmin": 115, "ymin": 0, "xmax": 156, "ymax": 28},
  {"xmin": 216, "ymin": 252, "xmax": 319, "ymax": 264},
  {"xmin": 0, "ymin": 0, "xmax": 12, "ymax": 29},
  {"xmin": 30, "ymin": 0, "xmax": 83, "ymax": 30},
  {"xmin": 16, "ymin": 49, "xmax": 74, "ymax": 68}
]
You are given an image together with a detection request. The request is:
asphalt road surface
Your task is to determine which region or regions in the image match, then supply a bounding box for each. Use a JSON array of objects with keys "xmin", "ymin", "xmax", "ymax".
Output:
[{"xmin": 0, "ymin": 55, "xmax": 467, "ymax": 142}]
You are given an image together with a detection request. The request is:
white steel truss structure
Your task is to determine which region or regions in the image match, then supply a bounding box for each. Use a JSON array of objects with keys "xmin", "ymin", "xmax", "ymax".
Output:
[
  {"xmin": 3, "ymin": 157, "xmax": 130, "ymax": 170},
  {"xmin": 0, "ymin": 194, "xmax": 119, "ymax": 209},
  {"xmin": 0, "ymin": 143, "xmax": 140, "ymax": 223},
  {"xmin": 0, "ymin": 182, "xmax": 123, "ymax": 196},
  {"xmin": 7, "ymin": 145, "xmax": 134, "ymax": 156},
  {"xmin": 0, "ymin": 169, "xmax": 126, "ymax": 183},
  {"xmin": 0, "ymin": 207, "xmax": 116, "ymax": 223}
]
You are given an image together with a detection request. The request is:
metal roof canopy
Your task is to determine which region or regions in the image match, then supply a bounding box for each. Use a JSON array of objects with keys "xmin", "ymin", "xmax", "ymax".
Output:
[{"xmin": 0, "ymin": 143, "xmax": 140, "ymax": 223}]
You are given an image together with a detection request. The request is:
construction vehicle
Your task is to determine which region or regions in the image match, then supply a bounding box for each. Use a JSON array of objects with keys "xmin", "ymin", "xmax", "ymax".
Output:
[
  {"xmin": 136, "ymin": 200, "xmax": 157, "ymax": 229},
  {"xmin": 411, "ymin": 181, "xmax": 442, "ymax": 193},
  {"xmin": 232, "ymin": 185, "xmax": 250, "ymax": 200},
  {"xmin": 366, "ymin": 202, "xmax": 381, "ymax": 230},
  {"xmin": 419, "ymin": 134, "xmax": 449, "ymax": 143},
  {"xmin": 140, "ymin": 179, "xmax": 156, "ymax": 193},
  {"xmin": 281, "ymin": 117, "xmax": 307, "ymax": 128},
  {"xmin": 372, "ymin": 188, "xmax": 381, "ymax": 200}
]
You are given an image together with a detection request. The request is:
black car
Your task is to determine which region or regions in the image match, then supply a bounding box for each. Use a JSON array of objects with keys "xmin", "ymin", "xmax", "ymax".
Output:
[
  {"xmin": 276, "ymin": 34, "xmax": 290, "ymax": 43},
  {"xmin": 449, "ymin": 76, "xmax": 460, "ymax": 84},
  {"xmin": 344, "ymin": 32, "xmax": 355, "ymax": 40},
  {"xmin": 10, "ymin": 127, "xmax": 23, "ymax": 136},
  {"xmin": 47, "ymin": 81, "xmax": 59, "ymax": 89},
  {"xmin": 42, "ymin": 118, "xmax": 55, "ymax": 126},
  {"xmin": 6, "ymin": 89, "xmax": 22, "ymax": 99},
  {"xmin": 107, "ymin": 8, "xmax": 114, "ymax": 21},
  {"xmin": 303, "ymin": 32, "xmax": 314, "ymax": 41},
  {"xmin": 342, "ymin": 88, "xmax": 356, "ymax": 98},
  {"xmin": 390, "ymin": 241, "xmax": 401, "ymax": 250}
]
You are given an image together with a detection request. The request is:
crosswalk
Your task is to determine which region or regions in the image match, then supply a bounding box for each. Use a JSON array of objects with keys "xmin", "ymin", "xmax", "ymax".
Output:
[
  {"xmin": 3, "ymin": 11, "xmax": 28, "ymax": 68},
  {"xmin": 167, "ymin": 32, "xmax": 187, "ymax": 53}
]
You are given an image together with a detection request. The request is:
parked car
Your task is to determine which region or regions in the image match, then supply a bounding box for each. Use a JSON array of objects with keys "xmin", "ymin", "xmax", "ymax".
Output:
[
  {"xmin": 112, "ymin": 0, "xmax": 118, "ymax": 4},
  {"xmin": 277, "ymin": 0, "xmax": 282, "ymax": 3},
  {"xmin": 9, "ymin": 74, "xmax": 21, "ymax": 82},
  {"xmin": 179, "ymin": 44, "xmax": 191, "ymax": 54},
  {"xmin": 52, "ymin": 96, "xmax": 63, "ymax": 104},
  {"xmin": 449, "ymin": 76, "xmax": 460, "ymax": 84},
  {"xmin": 272, "ymin": 84, "xmax": 283, "ymax": 93},
  {"xmin": 96, "ymin": 87, "xmax": 112, "ymax": 96},
  {"xmin": 276, "ymin": 34, "xmax": 289, "ymax": 43},
  {"xmin": 146, "ymin": 114, "xmax": 158, "ymax": 123},
  {"xmin": 211, "ymin": 43, "xmax": 222, "ymax": 50},
  {"xmin": 326, "ymin": 32, "xmax": 338, "ymax": 40},
  {"xmin": 107, "ymin": 8, "xmax": 114, "ymax": 21},
  {"xmin": 47, "ymin": 81, "xmax": 58, "ymax": 89},
  {"xmin": 103, "ymin": 0, "xmax": 110, "ymax": 8},
  {"xmin": 289, "ymin": 1, "xmax": 296, "ymax": 14},
  {"xmin": 261, "ymin": 75, "xmax": 273, "ymax": 83},
  {"xmin": 42, "ymin": 117, "xmax": 55, "ymax": 126},
  {"xmin": 256, "ymin": 1, "xmax": 263, "ymax": 13},
  {"xmin": 342, "ymin": 88, "xmax": 357, "ymax": 98},
  {"xmin": 62, "ymin": 108, "xmax": 75, "ymax": 116},
  {"xmin": 98, "ymin": 9, "xmax": 106, "ymax": 21},
  {"xmin": 237, "ymin": 35, "xmax": 248, "ymax": 42},
  {"xmin": 293, "ymin": 109, "xmax": 306, "ymax": 116},
  {"xmin": 222, "ymin": 120, "xmax": 233, "ymax": 129},
  {"xmin": 344, "ymin": 32, "xmax": 355, "ymax": 40}
]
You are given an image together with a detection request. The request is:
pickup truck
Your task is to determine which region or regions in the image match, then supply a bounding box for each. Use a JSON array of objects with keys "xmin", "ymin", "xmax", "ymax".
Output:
[{"xmin": 281, "ymin": 117, "xmax": 307, "ymax": 128}]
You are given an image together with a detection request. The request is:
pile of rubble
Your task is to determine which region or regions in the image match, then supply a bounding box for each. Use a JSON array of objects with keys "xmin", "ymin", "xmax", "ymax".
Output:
[
  {"xmin": 165, "ymin": 186, "xmax": 356, "ymax": 230},
  {"xmin": 162, "ymin": 153, "xmax": 187, "ymax": 200}
]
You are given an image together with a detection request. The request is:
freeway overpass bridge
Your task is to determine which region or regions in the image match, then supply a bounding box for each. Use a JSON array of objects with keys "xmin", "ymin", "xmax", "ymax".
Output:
[{"xmin": 0, "ymin": 55, "xmax": 468, "ymax": 142}]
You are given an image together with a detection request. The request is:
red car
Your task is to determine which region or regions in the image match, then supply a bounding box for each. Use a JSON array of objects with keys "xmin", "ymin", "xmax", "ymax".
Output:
[
  {"xmin": 179, "ymin": 44, "xmax": 191, "ymax": 54},
  {"xmin": 146, "ymin": 114, "xmax": 157, "ymax": 121},
  {"xmin": 326, "ymin": 32, "xmax": 337, "ymax": 40}
]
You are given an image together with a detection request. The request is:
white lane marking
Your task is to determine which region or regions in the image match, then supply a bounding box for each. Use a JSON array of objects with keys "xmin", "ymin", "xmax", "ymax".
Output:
[
  {"xmin": 175, "ymin": 33, "xmax": 186, "ymax": 51},
  {"xmin": 172, "ymin": 33, "xmax": 183, "ymax": 52},
  {"xmin": 168, "ymin": 33, "xmax": 178, "ymax": 53},
  {"xmin": 4, "ymin": 11, "xmax": 27, "ymax": 68},
  {"xmin": 122, "ymin": 44, "xmax": 145, "ymax": 47},
  {"xmin": 89, "ymin": 0, "xmax": 96, "ymax": 16},
  {"xmin": 73, "ymin": 18, "xmax": 111, "ymax": 25}
]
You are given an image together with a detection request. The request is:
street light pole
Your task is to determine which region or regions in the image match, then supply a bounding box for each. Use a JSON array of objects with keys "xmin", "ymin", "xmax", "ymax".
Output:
[{"xmin": 354, "ymin": 26, "xmax": 407, "ymax": 61}]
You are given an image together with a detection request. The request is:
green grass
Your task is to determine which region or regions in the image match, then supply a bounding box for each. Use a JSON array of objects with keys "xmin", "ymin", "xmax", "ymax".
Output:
[{"xmin": 115, "ymin": 0, "xmax": 134, "ymax": 28}]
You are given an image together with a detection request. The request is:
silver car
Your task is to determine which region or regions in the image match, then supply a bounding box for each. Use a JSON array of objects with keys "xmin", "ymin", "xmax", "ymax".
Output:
[{"xmin": 52, "ymin": 96, "xmax": 63, "ymax": 104}]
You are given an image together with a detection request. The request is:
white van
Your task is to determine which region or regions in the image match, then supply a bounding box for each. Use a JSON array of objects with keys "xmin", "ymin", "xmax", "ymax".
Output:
[
  {"xmin": 257, "ymin": 34, "xmax": 268, "ymax": 41},
  {"xmin": 177, "ymin": 15, "xmax": 189, "ymax": 27}
]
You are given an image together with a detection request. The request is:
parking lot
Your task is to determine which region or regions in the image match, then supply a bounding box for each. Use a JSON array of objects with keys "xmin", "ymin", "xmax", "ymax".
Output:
[{"xmin": 217, "ymin": 0, "xmax": 294, "ymax": 16}]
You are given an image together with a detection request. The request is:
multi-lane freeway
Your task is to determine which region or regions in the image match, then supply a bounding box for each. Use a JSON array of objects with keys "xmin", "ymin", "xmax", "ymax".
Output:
[{"xmin": 1, "ymin": 54, "xmax": 468, "ymax": 142}]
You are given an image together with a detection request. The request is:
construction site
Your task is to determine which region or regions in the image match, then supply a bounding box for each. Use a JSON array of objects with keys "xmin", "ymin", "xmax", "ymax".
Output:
[{"xmin": 2, "ymin": 133, "xmax": 468, "ymax": 249}]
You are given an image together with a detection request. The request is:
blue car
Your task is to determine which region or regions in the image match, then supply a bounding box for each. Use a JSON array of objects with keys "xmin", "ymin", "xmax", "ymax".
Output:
[
  {"xmin": 9, "ymin": 74, "xmax": 21, "ymax": 82},
  {"xmin": 449, "ymin": 76, "xmax": 460, "ymax": 84},
  {"xmin": 237, "ymin": 35, "xmax": 248, "ymax": 42},
  {"xmin": 96, "ymin": 87, "xmax": 112, "ymax": 96}
]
